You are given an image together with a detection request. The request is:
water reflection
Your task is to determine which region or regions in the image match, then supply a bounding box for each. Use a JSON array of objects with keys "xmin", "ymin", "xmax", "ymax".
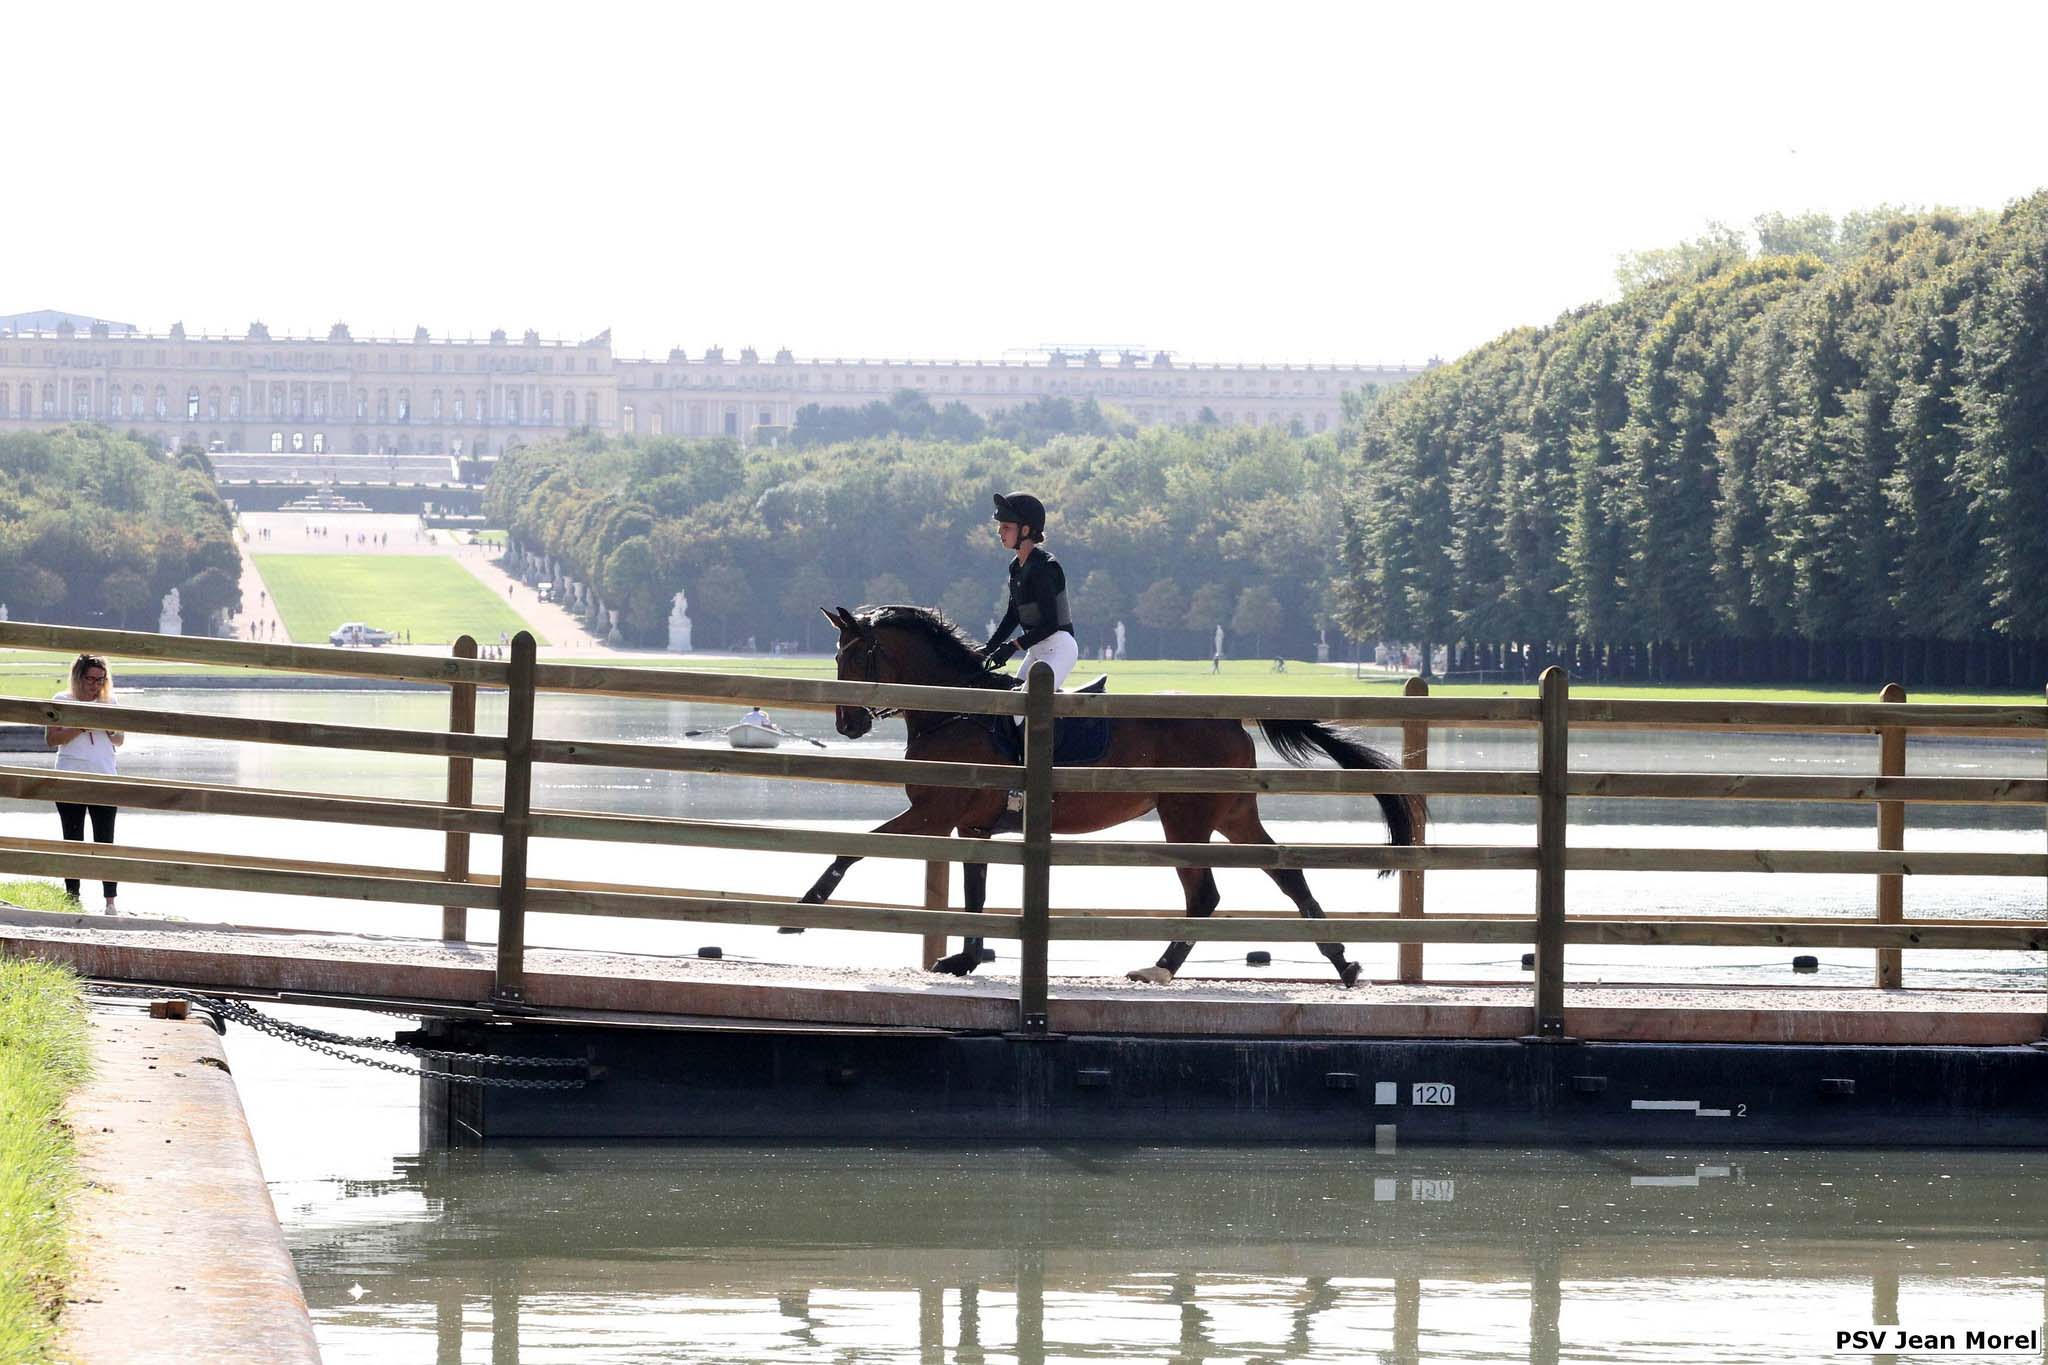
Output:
[{"xmin": 283, "ymin": 1143, "xmax": 2048, "ymax": 1364}]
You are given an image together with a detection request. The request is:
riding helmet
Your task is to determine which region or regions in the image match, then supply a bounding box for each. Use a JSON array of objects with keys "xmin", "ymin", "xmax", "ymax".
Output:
[{"xmin": 991, "ymin": 491, "xmax": 1047, "ymax": 540}]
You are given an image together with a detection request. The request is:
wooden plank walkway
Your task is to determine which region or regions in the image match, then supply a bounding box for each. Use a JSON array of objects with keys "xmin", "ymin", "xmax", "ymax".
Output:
[{"xmin": 4, "ymin": 911, "xmax": 2043, "ymax": 1046}]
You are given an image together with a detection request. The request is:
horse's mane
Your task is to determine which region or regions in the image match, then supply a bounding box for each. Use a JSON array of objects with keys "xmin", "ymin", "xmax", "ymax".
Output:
[{"xmin": 861, "ymin": 604, "xmax": 1019, "ymax": 690}]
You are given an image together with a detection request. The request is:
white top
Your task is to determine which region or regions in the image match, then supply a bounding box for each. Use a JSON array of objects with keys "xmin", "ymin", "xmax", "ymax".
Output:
[
  {"xmin": 741, "ymin": 709, "xmax": 771, "ymax": 728},
  {"xmin": 51, "ymin": 690, "xmax": 120, "ymax": 775}
]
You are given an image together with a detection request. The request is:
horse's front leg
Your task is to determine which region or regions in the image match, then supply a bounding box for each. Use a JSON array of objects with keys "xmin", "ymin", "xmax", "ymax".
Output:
[
  {"xmin": 930, "ymin": 832, "xmax": 992, "ymax": 975},
  {"xmin": 789, "ymin": 805, "xmax": 933, "ymax": 932}
]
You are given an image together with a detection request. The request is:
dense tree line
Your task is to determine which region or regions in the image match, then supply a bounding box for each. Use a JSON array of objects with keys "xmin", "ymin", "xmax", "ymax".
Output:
[
  {"xmin": 483, "ymin": 420, "xmax": 1352, "ymax": 657},
  {"xmin": 0, "ymin": 425, "xmax": 242, "ymax": 631},
  {"xmin": 789, "ymin": 391, "xmax": 1127, "ymax": 447},
  {"xmin": 1335, "ymin": 195, "xmax": 2048, "ymax": 686}
]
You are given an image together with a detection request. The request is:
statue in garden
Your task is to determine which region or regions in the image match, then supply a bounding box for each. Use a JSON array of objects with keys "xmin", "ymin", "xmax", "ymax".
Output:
[
  {"xmin": 668, "ymin": 591, "xmax": 693, "ymax": 652},
  {"xmin": 159, "ymin": 588, "xmax": 183, "ymax": 636},
  {"xmin": 1115, "ymin": 620, "xmax": 1126, "ymax": 659}
]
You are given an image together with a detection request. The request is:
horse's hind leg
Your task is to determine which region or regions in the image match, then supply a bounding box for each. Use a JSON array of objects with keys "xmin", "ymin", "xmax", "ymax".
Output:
[
  {"xmin": 1127, "ymin": 798, "xmax": 1222, "ymax": 985},
  {"xmin": 1217, "ymin": 797, "xmax": 1362, "ymax": 988},
  {"xmin": 931, "ymin": 833, "xmax": 993, "ymax": 976}
]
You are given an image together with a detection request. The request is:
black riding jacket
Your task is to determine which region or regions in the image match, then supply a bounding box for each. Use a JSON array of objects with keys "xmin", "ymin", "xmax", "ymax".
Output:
[{"xmin": 986, "ymin": 546, "xmax": 1074, "ymax": 650}]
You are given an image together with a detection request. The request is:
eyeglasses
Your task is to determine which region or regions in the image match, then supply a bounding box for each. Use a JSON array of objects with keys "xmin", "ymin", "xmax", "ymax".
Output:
[{"xmin": 81, "ymin": 674, "xmax": 107, "ymax": 684}]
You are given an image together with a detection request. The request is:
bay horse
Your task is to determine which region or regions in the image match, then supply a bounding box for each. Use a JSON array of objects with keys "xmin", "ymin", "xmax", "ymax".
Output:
[{"xmin": 798, "ymin": 605, "xmax": 1423, "ymax": 987}]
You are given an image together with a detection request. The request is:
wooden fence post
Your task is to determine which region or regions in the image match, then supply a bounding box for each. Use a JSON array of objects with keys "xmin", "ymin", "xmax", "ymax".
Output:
[
  {"xmin": 922, "ymin": 862, "xmax": 948, "ymax": 969},
  {"xmin": 443, "ymin": 634, "xmax": 478, "ymax": 942},
  {"xmin": 493, "ymin": 632, "xmax": 537, "ymax": 1005},
  {"xmin": 1017, "ymin": 662, "xmax": 1055, "ymax": 1033},
  {"xmin": 1398, "ymin": 675, "xmax": 1429, "ymax": 983},
  {"xmin": 1531, "ymin": 666, "xmax": 1569, "ymax": 1037},
  {"xmin": 1875, "ymin": 682, "xmax": 1907, "ymax": 988}
]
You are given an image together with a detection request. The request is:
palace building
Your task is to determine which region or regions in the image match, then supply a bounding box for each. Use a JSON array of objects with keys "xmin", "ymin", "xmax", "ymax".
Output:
[{"xmin": 0, "ymin": 310, "xmax": 1426, "ymax": 456}]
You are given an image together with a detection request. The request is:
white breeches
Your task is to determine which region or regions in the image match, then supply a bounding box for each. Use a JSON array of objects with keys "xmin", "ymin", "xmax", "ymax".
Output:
[{"xmin": 1014, "ymin": 631, "xmax": 1079, "ymax": 689}]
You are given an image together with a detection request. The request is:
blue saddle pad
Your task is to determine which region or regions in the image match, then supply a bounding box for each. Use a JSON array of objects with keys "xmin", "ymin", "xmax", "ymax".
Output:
[{"xmin": 986, "ymin": 675, "xmax": 1112, "ymax": 766}]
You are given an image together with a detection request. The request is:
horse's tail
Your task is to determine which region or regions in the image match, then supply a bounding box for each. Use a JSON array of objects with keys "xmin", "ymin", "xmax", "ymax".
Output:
[{"xmin": 1257, "ymin": 719, "xmax": 1423, "ymax": 860}]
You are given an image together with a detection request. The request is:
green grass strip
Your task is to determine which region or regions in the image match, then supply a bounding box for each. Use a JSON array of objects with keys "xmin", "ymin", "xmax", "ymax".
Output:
[
  {"xmin": 251, "ymin": 554, "xmax": 547, "ymax": 647},
  {"xmin": 0, "ymin": 954, "xmax": 91, "ymax": 1363},
  {"xmin": 0, "ymin": 880, "xmax": 75, "ymax": 914}
]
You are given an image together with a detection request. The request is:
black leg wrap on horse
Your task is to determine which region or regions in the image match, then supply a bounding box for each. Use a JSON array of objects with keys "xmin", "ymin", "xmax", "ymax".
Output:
[{"xmin": 801, "ymin": 857, "xmax": 855, "ymax": 904}]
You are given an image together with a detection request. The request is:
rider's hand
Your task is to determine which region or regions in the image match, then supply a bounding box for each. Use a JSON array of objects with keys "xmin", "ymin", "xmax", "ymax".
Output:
[{"xmin": 982, "ymin": 640, "xmax": 1017, "ymax": 669}]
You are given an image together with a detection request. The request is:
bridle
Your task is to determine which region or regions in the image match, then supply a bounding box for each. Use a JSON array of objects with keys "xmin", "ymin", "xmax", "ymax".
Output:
[{"xmin": 842, "ymin": 630, "xmax": 901, "ymax": 724}]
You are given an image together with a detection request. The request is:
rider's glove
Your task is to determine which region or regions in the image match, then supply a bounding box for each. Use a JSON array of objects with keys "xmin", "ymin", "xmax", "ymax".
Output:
[{"xmin": 982, "ymin": 640, "xmax": 1018, "ymax": 669}]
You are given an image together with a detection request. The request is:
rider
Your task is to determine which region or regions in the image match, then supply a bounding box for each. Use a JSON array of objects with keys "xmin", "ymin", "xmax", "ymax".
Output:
[
  {"xmin": 979, "ymin": 491, "xmax": 1078, "ymax": 688},
  {"xmin": 741, "ymin": 705, "xmax": 771, "ymax": 729}
]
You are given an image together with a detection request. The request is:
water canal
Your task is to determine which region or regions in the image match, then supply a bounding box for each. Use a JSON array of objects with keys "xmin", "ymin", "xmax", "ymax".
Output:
[{"xmin": 5, "ymin": 687, "xmax": 2045, "ymax": 1359}]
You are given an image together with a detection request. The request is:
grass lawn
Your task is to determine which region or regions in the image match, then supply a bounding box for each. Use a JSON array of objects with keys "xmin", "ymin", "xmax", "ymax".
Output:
[
  {"xmin": 618, "ymin": 654, "xmax": 2048, "ymax": 705},
  {"xmin": 0, "ymin": 648, "xmax": 2041, "ymax": 705},
  {"xmin": 0, "ymin": 951, "xmax": 91, "ymax": 1363},
  {"xmin": 253, "ymin": 555, "xmax": 546, "ymax": 646}
]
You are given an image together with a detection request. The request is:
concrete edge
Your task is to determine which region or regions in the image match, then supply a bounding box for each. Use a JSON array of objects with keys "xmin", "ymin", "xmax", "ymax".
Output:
[{"xmin": 60, "ymin": 1002, "xmax": 321, "ymax": 1364}]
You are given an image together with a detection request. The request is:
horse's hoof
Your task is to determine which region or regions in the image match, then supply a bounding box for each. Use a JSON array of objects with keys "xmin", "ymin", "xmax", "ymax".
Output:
[
  {"xmin": 777, "ymin": 926, "xmax": 806, "ymax": 935},
  {"xmin": 929, "ymin": 953, "xmax": 977, "ymax": 976},
  {"xmin": 1126, "ymin": 966, "xmax": 1174, "ymax": 985},
  {"xmin": 1338, "ymin": 961, "xmax": 1362, "ymax": 989}
]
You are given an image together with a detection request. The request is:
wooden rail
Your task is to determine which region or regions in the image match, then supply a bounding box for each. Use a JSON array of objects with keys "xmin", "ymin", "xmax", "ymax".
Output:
[{"xmin": 2, "ymin": 620, "xmax": 2044, "ymax": 1036}]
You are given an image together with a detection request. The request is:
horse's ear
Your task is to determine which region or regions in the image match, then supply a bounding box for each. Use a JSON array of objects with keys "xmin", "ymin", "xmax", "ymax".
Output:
[{"xmin": 820, "ymin": 606, "xmax": 846, "ymax": 630}]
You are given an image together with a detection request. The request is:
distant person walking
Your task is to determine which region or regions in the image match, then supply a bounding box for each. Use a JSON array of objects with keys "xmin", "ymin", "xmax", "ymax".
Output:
[{"xmin": 45, "ymin": 652, "xmax": 124, "ymax": 913}]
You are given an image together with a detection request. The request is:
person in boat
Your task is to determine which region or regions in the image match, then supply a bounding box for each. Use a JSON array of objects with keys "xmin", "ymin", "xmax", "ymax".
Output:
[
  {"xmin": 741, "ymin": 706, "xmax": 771, "ymax": 729},
  {"xmin": 978, "ymin": 491, "xmax": 1077, "ymax": 689}
]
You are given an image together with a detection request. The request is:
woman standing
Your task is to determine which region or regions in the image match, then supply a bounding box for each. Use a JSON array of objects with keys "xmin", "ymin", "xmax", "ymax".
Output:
[{"xmin": 45, "ymin": 652, "xmax": 124, "ymax": 913}]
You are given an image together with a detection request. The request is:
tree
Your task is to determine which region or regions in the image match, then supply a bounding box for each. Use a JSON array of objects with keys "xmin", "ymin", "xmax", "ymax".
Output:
[
  {"xmin": 1134, "ymin": 578, "xmax": 1185, "ymax": 658},
  {"xmin": 778, "ymin": 563, "xmax": 836, "ymax": 651},
  {"xmin": 862, "ymin": 571, "xmax": 911, "ymax": 607},
  {"xmin": 942, "ymin": 575, "xmax": 998, "ymax": 634},
  {"xmin": 1231, "ymin": 584, "xmax": 1283, "ymax": 657},
  {"xmin": 691, "ymin": 561, "xmax": 750, "ymax": 648},
  {"xmin": 1184, "ymin": 582, "xmax": 1231, "ymax": 639},
  {"xmin": 600, "ymin": 535, "xmax": 666, "ymax": 644},
  {"xmin": 1075, "ymin": 569, "xmax": 1125, "ymax": 637}
]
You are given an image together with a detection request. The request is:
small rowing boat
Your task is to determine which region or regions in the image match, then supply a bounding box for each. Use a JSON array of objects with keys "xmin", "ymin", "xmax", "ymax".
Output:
[{"xmin": 726, "ymin": 722, "xmax": 783, "ymax": 750}]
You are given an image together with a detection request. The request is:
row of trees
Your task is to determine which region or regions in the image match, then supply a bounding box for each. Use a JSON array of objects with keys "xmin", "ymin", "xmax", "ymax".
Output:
[
  {"xmin": 0, "ymin": 426, "xmax": 243, "ymax": 631},
  {"xmin": 483, "ymin": 420, "xmax": 1356, "ymax": 656},
  {"xmin": 1335, "ymin": 194, "xmax": 2048, "ymax": 685}
]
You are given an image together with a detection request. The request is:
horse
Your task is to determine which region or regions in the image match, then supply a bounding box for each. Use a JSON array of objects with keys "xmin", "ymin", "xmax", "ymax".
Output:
[{"xmin": 799, "ymin": 605, "xmax": 1423, "ymax": 987}]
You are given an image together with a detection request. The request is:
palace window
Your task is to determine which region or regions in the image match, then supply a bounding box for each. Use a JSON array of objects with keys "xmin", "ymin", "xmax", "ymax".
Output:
[
  {"xmin": 377, "ymin": 390, "xmax": 389, "ymax": 420},
  {"xmin": 622, "ymin": 404, "xmax": 635, "ymax": 432},
  {"xmin": 292, "ymin": 432, "xmax": 305, "ymax": 452},
  {"xmin": 454, "ymin": 393, "xmax": 465, "ymax": 421},
  {"xmin": 153, "ymin": 387, "xmax": 167, "ymax": 418},
  {"xmin": 505, "ymin": 391, "xmax": 519, "ymax": 424},
  {"xmin": 206, "ymin": 389, "xmax": 220, "ymax": 420},
  {"xmin": 42, "ymin": 384, "xmax": 56, "ymax": 416},
  {"xmin": 355, "ymin": 390, "xmax": 368, "ymax": 419},
  {"xmin": 312, "ymin": 390, "xmax": 324, "ymax": 419},
  {"xmin": 75, "ymin": 383, "xmax": 91, "ymax": 418},
  {"xmin": 271, "ymin": 432, "xmax": 283, "ymax": 452},
  {"xmin": 229, "ymin": 389, "xmax": 242, "ymax": 418},
  {"xmin": 397, "ymin": 389, "xmax": 410, "ymax": 420},
  {"xmin": 291, "ymin": 386, "xmax": 305, "ymax": 419},
  {"xmin": 269, "ymin": 385, "xmax": 284, "ymax": 418},
  {"xmin": 107, "ymin": 388, "xmax": 120, "ymax": 418},
  {"xmin": 540, "ymin": 391, "xmax": 553, "ymax": 422},
  {"xmin": 186, "ymin": 387, "xmax": 200, "ymax": 420},
  {"xmin": 312, "ymin": 432, "xmax": 325, "ymax": 454},
  {"xmin": 584, "ymin": 393, "xmax": 597, "ymax": 424},
  {"xmin": 431, "ymin": 389, "xmax": 442, "ymax": 420}
]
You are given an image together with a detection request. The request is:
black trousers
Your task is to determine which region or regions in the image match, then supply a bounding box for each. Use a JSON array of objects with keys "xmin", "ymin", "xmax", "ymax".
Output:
[{"xmin": 55, "ymin": 802, "xmax": 117, "ymax": 899}]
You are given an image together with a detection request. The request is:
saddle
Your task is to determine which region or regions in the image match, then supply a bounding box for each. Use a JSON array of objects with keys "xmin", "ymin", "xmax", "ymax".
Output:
[{"xmin": 985, "ymin": 674, "xmax": 1113, "ymax": 766}]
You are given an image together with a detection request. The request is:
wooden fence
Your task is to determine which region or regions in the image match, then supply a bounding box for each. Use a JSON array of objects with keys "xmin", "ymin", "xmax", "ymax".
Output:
[{"xmin": 0, "ymin": 622, "xmax": 2043, "ymax": 1037}]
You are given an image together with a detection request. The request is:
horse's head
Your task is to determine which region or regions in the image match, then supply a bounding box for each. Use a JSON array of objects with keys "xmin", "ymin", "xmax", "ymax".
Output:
[
  {"xmin": 823, "ymin": 605, "xmax": 885, "ymax": 738},
  {"xmin": 822, "ymin": 603, "xmax": 981, "ymax": 737}
]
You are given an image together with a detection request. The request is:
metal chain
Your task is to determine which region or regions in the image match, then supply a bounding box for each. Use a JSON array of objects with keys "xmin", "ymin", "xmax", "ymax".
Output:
[{"xmin": 85, "ymin": 983, "xmax": 587, "ymax": 1091}]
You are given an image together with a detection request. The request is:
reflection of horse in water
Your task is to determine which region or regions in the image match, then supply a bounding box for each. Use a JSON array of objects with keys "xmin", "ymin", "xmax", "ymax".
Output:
[{"xmin": 803, "ymin": 606, "xmax": 1423, "ymax": 986}]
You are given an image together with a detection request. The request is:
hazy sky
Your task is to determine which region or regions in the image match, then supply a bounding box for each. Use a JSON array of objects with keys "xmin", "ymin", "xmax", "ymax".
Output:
[{"xmin": 16, "ymin": 1, "xmax": 2045, "ymax": 365}]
